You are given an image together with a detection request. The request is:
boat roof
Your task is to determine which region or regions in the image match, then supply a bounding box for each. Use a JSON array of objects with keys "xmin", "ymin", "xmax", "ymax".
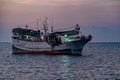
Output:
[
  {"xmin": 51, "ymin": 29, "xmax": 79, "ymax": 36},
  {"xmin": 12, "ymin": 28, "xmax": 41, "ymax": 37}
]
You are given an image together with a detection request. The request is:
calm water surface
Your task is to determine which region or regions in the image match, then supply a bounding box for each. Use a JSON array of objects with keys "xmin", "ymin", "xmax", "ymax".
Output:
[{"xmin": 0, "ymin": 42, "xmax": 120, "ymax": 80}]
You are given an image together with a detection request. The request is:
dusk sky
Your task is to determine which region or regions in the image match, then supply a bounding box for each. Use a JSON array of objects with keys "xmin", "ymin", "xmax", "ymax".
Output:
[{"xmin": 0, "ymin": 0, "xmax": 120, "ymax": 42}]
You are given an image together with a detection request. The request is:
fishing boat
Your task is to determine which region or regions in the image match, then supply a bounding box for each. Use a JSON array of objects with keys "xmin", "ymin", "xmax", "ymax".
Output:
[{"xmin": 12, "ymin": 19, "xmax": 92, "ymax": 55}]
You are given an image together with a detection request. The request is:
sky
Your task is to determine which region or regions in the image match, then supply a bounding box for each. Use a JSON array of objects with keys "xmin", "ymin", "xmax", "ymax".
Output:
[{"xmin": 0, "ymin": 0, "xmax": 120, "ymax": 42}]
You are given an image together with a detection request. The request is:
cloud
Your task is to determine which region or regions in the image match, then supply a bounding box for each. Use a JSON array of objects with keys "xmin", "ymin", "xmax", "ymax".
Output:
[
  {"xmin": 1, "ymin": 0, "xmax": 120, "ymax": 9},
  {"xmin": 0, "ymin": 0, "xmax": 120, "ymax": 42},
  {"xmin": 0, "ymin": 0, "xmax": 119, "ymax": 27}
]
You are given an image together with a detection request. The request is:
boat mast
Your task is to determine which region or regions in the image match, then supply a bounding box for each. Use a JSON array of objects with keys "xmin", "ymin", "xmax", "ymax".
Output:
[{"xmin": 43, "ymin": 17, "xmax": 48, "ymax": 35}]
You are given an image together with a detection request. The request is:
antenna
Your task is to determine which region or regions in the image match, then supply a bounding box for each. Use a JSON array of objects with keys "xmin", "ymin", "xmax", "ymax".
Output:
[
  {"xmin": 26, "ymin": 25, "xmax": 28, "ymax": 29},
  {"xmin": 51, "ymin": 18, "xmax": 54, "ymax": 33},
  {"xmin": 37, "ymin": 18, "xmax": 38, "ymax": 30},
  {"xmin": 51, "ymin": 25, "xmax": 53, "ymax": 33}
]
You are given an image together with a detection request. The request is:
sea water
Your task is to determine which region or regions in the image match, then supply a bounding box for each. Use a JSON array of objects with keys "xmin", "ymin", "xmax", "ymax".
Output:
[{"xmin": 0, "ymin": 42, "xmax": 120, "ymax": 80}]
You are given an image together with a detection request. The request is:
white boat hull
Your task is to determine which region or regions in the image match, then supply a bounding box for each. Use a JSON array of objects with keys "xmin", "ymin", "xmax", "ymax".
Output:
[{"xmin": 12, "ymin": 38, "xmax": 89, "ymax": 55}]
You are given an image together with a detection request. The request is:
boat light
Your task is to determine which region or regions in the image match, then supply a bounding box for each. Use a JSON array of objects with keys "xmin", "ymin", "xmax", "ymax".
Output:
[
  {"xmin": 64, "ymin": 34, "xmax": 67, "ymax": 37},
  {"xmin": 26, "ymin": 35, "xmax": 29, "ymax": 39},
  {"xmin": 65, "ymin": 38, "xmax": 72, "ymax": 42},
  {"xmin": 41, "ymin": 36, "xmax": 44, "ymax": 40}
]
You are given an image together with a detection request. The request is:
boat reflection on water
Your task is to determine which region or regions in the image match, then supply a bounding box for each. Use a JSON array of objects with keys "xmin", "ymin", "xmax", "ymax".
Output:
[{"xmin": 61, "ymin": 55, "xmax": 71, "ymax": 79}]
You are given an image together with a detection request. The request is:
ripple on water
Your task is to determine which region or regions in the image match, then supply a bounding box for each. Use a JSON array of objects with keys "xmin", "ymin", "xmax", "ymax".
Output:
[{"xmin": 0, "ymin": 42, "xmax": 120, "ymax": 80}]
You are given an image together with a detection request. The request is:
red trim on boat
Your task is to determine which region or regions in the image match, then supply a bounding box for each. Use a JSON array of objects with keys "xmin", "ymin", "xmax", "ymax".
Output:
[{"xmin": 12, "ymin": 50, "xmax": 82, "ymax": 55}]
